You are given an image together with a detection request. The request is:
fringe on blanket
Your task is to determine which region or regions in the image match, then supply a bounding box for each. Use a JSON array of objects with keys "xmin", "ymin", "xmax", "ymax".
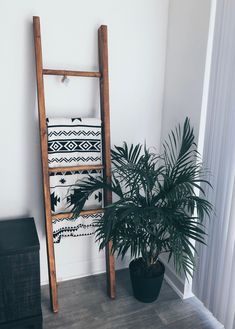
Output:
[{"xmin": 53, "ymin": 213, "xmax": 103, "ymax": 244}]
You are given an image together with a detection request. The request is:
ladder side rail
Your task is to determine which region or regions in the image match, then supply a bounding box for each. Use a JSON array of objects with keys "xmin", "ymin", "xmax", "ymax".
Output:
[
  {"xmin": 33, "ymin": 16, "xmax": 58, "ymax": 313},
  {"xmin": 98, "ymin": 25, "xmax": 116, "ymax": 299}
]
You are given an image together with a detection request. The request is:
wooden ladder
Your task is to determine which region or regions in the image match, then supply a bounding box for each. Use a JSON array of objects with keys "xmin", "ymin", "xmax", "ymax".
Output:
[{"xmin": 33, "ymin": 16, "xmax": 115, "ymax": 313}]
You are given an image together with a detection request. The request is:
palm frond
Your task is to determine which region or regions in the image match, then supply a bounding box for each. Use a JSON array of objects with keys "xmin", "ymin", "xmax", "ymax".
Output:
[{"xmin": 71, "ymin": 117, "xmax": 212, "ymax": 277}]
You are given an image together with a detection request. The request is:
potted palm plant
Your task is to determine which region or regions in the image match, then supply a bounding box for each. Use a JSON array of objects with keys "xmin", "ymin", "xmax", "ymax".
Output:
[{"xmin": 71, "ymin": 118, "xmax": 212, "ymax": 303}]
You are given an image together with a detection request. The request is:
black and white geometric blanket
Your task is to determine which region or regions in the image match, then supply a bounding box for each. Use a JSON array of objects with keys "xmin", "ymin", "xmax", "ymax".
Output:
[
  {"xmin": 46, "ymin": 117, "xmax": 103, "ymax": 243},
  {"xmin": 49, "ymin": 169, "xmax": 102, "ymax": 214},
  {"xmin": 47, "ymin": 117, "xmax": 102, "ymax": 168}
]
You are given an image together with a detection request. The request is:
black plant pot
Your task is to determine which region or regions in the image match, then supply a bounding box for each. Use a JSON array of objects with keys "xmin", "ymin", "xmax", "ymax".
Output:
[{"xmin": 129, "ymin": 258, "xmax": 165, "ymax": 303}]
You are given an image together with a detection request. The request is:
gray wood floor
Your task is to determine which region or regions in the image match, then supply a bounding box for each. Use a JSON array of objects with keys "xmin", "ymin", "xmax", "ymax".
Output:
[{"xmin": 41, "ymin": 269, "xmax": 223, "ymax": 329}]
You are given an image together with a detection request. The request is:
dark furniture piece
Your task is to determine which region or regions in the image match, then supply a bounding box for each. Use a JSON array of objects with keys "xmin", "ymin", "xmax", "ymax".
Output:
[{"xmin": 0, "ymin": 217, "xmax": 42, "ymax": 328}]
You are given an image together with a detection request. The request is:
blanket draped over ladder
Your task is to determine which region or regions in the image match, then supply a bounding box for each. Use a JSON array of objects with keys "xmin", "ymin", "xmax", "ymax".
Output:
[{"xmin": 47, "ymin": 117, "xmax": 103, "ymax": 243}]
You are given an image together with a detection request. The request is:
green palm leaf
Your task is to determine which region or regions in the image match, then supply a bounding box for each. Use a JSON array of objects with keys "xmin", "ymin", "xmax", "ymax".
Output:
[{"xmin": 71, "ymin": 117, "xmax": 212, "ymax": 277}]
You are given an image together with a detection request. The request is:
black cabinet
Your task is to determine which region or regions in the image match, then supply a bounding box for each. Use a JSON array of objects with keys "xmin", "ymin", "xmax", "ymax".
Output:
[{"xmin": 0, "ymin": 218, "xmax": 42, "ymax": 328}]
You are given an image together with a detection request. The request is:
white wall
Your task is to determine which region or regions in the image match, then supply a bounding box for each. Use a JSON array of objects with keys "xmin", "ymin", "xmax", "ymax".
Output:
[
  {"xmin": 161, "ymin": 0, "xmax": 212, "ymax": 142},
  {"xmin": 0, "ymin": 0, "xmax": 169, "ymax": 284},
  {"xmin": 160, "ymin": 0, "xmax": 212, "ymax": 295}
]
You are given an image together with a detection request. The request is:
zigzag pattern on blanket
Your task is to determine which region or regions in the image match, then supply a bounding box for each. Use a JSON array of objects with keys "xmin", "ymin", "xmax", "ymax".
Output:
[
  {"xmin": 47, "ymin": 117, "xmax": 102, "ymax": 168},
  {"xmin": 48, "ymin": 130, "xmax": 101, "ymax": 138},
  {"xmin": 48, "ymin": 156, "xmax": 101, "ymax": 165}
]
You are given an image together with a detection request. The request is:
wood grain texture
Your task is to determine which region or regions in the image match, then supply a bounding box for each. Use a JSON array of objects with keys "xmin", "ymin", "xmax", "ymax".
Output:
[
  {"xmin": 48, "ymin": 164, "xmax": 104, "ymax": 173},
  {"xmin": 41, "ymin": 269, "xmax": 223, "ymax": 329},
  {"xmin": 98, "ymin": 25, "xmax": 116, "ymax": 299},
  {"xmin": 33, "ymin": 16, "xmax": 58, "ymax": 313},
  {"xmin": 43, "ymin": 69, "xmax": 101, "ymax": 78}
]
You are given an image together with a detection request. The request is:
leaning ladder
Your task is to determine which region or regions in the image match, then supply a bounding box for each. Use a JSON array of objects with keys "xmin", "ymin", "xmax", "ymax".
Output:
[{"xmin": 33, "ymin": 16, "xmax": 115, "ymax": 313}]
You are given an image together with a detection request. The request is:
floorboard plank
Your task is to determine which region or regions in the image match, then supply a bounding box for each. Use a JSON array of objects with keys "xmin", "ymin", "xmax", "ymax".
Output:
[{"xmin": 41, "ymin": 269, "xmax": 222, "ymax": 329}]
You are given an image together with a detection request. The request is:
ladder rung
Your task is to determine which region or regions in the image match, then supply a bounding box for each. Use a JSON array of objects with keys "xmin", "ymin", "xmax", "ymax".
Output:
[
  {"xmin": 52, "ymin": 208, "xmax": 104, "ymax": 220},
  {"xmin": 43, "ymin": 69, "xmax": 101, "ymax": 78},
  {"xmin": 48, "ymin": 164, "xmax": 104, "ymax": 173}
]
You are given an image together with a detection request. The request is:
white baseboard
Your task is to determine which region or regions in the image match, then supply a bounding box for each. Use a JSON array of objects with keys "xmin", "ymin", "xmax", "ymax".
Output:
[
  {"xmin": 40, "ymin": 256, "xmax": 130, "ymax": 286},
  {"xmin": 164, "ymin": 271, "xmax": 184, "ymax": 299},
  {"xmin": 160, "ymin": 258, "xmax": 185, "ymax": 298}
]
